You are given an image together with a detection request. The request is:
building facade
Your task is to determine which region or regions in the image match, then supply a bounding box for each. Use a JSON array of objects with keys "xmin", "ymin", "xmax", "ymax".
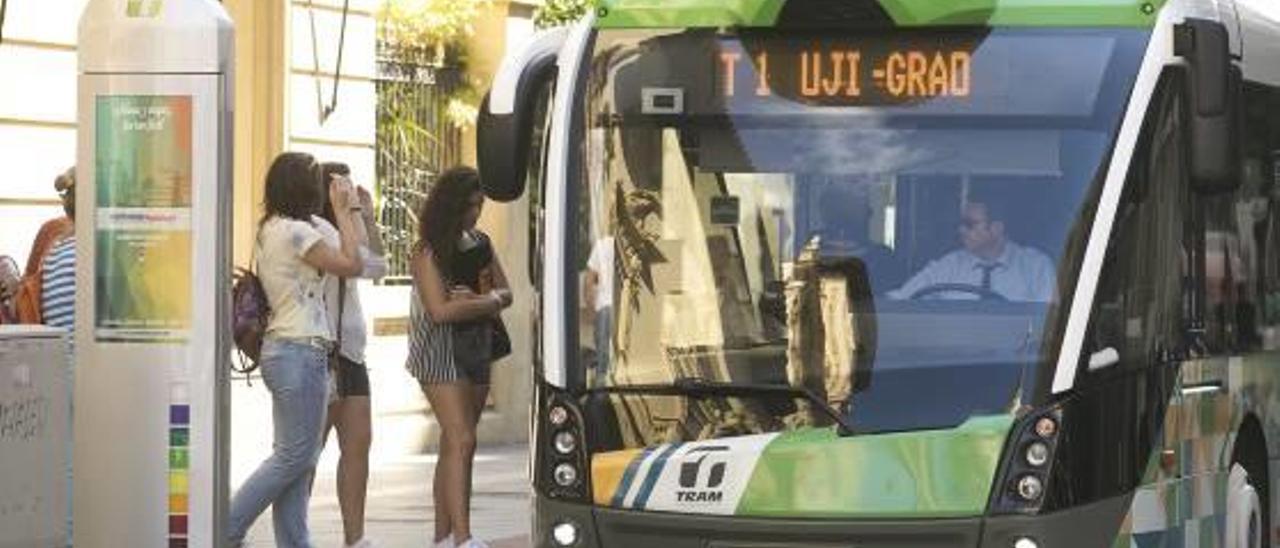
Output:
[{"xmin": 0, "ymin": 0, "xmax": 542, "ymax": 446}]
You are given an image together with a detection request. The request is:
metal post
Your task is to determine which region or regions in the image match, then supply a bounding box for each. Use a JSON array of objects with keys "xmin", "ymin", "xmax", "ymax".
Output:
[{"xmin": 76, "ymin": 1, "xmax": 234, "ymax": 545}]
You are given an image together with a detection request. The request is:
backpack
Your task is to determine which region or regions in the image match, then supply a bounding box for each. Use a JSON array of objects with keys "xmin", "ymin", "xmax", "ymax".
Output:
[{"xmin": 231, "ymin": 266, "xmax": 270, "ymax": 373}]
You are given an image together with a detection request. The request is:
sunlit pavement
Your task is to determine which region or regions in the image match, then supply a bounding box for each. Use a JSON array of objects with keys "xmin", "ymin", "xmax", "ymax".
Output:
[{"xmin": 230, "ymin": 332, "xmax": 533, "ymax": 547}]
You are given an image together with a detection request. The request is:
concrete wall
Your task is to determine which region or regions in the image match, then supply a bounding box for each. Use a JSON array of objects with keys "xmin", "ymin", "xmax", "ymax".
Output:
[
  {"xmin": 0, "ymin": 0, "xmax": 282, "ymax": 273},
  {"xmin": 224, "ymin": 0, "xmax": 288, "ymax": 270},
  {"xmin": 285, "ymin": 0, "xmax": 379, "ymax": 189},
  {"xmin": 0, "ymin": 0, "xmax": 86, "ymax": 270},
  {"xmin": 1, "ymin": 0, "xmax": 544, "ymax": 447}
]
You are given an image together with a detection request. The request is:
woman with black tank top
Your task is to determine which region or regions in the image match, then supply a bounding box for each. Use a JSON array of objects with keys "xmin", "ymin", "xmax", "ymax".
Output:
[{"xmin": 405, "ymin": 166, "xmax": 512, "ymax": 548}]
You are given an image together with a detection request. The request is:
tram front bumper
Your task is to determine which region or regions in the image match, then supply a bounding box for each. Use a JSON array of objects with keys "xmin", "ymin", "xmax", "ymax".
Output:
[
  {"xmin": 533, "ymin": 497, "xmax": 983, "ymax": 548},
  {"xmin": 533, "ymin": 494, "xmax": 1132, "ymax": 548}
]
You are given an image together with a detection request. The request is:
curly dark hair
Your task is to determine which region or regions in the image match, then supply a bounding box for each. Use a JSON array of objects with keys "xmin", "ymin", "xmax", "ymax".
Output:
[
  {"xmin": 318, "ymin": 161, "xmax": 352, "ymax": 226},
  {"xmin": 417, "ymin": 166, "xmax": 481, "ymax": 279},
  {"xmin": 261, "ymin": 152, "xmax": 321, "ymax": 227}
]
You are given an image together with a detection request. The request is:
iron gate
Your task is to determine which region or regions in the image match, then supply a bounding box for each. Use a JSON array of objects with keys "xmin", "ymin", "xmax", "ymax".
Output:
[{"xmin": 375, "ymin": 48, "xmax": 463, "ymax": 284}]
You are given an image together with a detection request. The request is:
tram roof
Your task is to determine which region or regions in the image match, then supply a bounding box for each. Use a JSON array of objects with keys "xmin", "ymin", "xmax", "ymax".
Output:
[{"xmin": 594, "ymin": 0, "xmax": 1168, "ymax": 29}]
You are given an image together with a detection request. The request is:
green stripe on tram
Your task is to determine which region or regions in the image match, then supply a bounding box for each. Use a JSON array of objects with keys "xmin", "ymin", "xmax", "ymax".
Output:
[
  {"xmin": 593, "ymin": 0, "xmax": 1167, "ymax": 29},
  {"xmin": 594, "ymin": 0, "xmax": 785, "ymax": 29},
  {"xmin": 878, "ymin": 0, "xmax": 1167, "ymax": 27},
  {"xmin": 735, "ymin": 415, "xmax": 1015, "ymax": 518}
]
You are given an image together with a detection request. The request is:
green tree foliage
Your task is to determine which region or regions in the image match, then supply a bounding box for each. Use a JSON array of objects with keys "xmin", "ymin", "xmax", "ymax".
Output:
[
  {"xmin": 534, "ymin": 0, "xmax": 596, "ymax": 28},
  {"xmin": 377, "ymin": 0, "xmax": 487, "ymax": 127},
  {"xmin": 378, "ymin": 0, "xmax": 490, "ymax": 64}
]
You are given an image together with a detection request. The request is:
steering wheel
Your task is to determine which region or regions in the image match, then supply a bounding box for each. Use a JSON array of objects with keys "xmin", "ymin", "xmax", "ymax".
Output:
[{"xmin": 908, "ymin": 283, "xmax": 1008, "ymax": 302}]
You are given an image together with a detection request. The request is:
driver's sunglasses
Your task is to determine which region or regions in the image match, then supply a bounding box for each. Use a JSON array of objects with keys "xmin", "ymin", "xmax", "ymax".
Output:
[{"xmin": 959, "ymin": 218, "xmax": 988, "ymax": 231}]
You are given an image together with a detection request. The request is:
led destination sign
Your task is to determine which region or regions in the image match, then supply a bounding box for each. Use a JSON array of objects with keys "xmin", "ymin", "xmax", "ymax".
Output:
[
  {"xmin": 614, "ymin": 32, "xmax": 1121, "ymax": 119},
  {"xmin": 714, "ymin": 35, "xmax": 984, "ymax": 106},
  {"xmin": 718, "ymin": 49, "xmax": 971, "ymax": 99}
]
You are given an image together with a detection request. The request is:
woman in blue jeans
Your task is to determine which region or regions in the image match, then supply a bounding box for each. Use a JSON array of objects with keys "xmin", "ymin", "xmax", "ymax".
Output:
[{"xmin": 228, "ymin": 152, "xmax": 365, "ymax": 547}]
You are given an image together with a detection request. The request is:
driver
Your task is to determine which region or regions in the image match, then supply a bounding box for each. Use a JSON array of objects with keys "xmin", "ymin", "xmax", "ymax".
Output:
[{"xmin": 888, "ymin": 195, "xmax": 1055, "ymax": 302}]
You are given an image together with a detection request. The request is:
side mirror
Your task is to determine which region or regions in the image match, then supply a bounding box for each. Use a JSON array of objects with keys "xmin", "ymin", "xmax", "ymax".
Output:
[
  {"xmin": 1174, "ymin": 18, "xmax": 1242, "ymax": 193},
  {"xmin": 476, "ymin": 28, "xmax": 568, "ymax": 202}
]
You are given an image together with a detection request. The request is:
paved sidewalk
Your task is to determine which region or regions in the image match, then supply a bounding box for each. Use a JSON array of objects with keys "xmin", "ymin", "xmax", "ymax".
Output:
[
  {"xmin": 237, "ymin": 443, "xmax": 533, "ymax": 547},
  {"xmin": 231, "ymin": 367, "xmax": 534, "ymax": 547},
  {"xmin": 231, "ymin": 321, "xmax": 536, "ymax": 547}
]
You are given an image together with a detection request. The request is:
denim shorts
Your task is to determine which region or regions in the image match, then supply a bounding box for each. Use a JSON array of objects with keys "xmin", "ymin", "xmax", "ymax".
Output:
[{"xmin": 332, "ymin": 355, "xmax": 370, "ymax": 398}]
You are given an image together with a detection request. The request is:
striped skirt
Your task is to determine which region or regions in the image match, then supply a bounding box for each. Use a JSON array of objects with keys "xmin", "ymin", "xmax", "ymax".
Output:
[{"xmin": 405, "ymin": 290, "xmax": 459, "ymax": 384}]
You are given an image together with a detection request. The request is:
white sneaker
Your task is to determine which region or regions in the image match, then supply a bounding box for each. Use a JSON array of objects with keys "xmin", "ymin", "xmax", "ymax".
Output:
[
  {"xmin": 456, "ymin": 538, "xmax": 491, "ymax": 548},
  {"xmin": 346, "ymin": 539, "xmax": 375, "ymax": 548},
  {"xmin": 432, "ymin": 535, "xmax": 456, "ymax": 548}
]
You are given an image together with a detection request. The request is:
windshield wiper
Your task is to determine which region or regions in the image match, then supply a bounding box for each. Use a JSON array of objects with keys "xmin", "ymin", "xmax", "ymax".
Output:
[{"xmin": 590, "ymin": 377, "xmax": 854, "ymax": 434}]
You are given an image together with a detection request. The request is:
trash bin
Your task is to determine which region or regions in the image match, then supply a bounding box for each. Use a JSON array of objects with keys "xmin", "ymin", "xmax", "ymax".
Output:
[{"xmin": 0, "ymin": 325, "xmax": 70, "ymax": 548}]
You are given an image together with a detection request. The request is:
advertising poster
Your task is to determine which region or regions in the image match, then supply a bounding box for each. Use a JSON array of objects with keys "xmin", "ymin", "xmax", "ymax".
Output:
[{"xmin": 95, "ymin": 96, "xmax": 193, "ymax": 342}]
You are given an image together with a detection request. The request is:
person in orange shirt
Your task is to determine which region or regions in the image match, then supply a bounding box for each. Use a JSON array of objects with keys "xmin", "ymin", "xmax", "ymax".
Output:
[{"xmin": 11, "ymin": 168, "xmax": 75, "ymax": 324}]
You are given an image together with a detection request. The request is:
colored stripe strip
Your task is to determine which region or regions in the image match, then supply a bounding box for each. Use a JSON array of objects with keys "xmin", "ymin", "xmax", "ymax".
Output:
[
  {"xmin": 169, "ymin": 514, "xmax": 188, "ymax": 535},
  {"xmin": 169, "ymin": 448, "xmax": 189, "ymax": 469},
  {"xmin": 170, "ymin": 428, "xmax": 189, "ymax": 447},
  {"xmin": 168, "ymin": 494, "xmax": 188, "ymax": 513},
  {"xmin": 169, "ymin": 386, "xmax": 190, "ymax": 546},
  {"xmin": 611, "ymin": 446, "xmax": 657, "ymax": 507},
  {"xmin": 622, "ymin": 446, "xmax": 664, "ymax": 508},
  {"xmin": 634, "ymin": 443, "xmax": 683, "ymax": 510},
  {"xmin": 170, "ymin": 405, "xmax": 190, "ymax": 425},
  {"xmin": 169, "ymin": 471, "xmax": 189, "ymax": 495}
]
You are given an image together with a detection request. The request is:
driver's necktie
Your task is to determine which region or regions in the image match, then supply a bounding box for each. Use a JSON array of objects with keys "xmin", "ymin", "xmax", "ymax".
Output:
[{"xmin": 977, "ymin": 262, "xmax": 1002, "ymax": 291}]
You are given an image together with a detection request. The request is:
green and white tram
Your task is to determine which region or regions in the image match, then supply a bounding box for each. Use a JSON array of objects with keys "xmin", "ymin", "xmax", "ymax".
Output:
[{"xmin": 478, "ymin": 0, "xmax": 1280, "ymax": 546}]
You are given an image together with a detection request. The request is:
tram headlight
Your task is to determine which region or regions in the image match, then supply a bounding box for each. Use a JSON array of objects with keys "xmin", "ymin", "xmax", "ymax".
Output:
[
  {"xmin": 1034, "ymin": 417, "xmax": 1058, "ymax": 438},
  {"xmin": 991, "ymin": 408, "xmax": 1062, "ymax": 514},
  {"xmin": 554, "ymin": 463, "xmax": 579, "ymax": 487},
  {"xmin": 554, "ymin": 431, "xmax": 578, "ymax": 455},
  {"xmin": 1025, "ymin": 442, "xmax": 1050, "ymax": 467},
  {"xmin": 549, "ymin": 405, "xmax": 570, "ymax": 427},
  {"xmin": 552, "ymin": 521, "xmax": 580, "ymax": 546},
  {"xmin": 539, "ymin": 387, "xmax": 590, "ymax": 502},
  {"xmin": 1015, "ymin": 475, "xmax": 1044, "ymax": 501},
  {"xmin": 1013, "ymin": 537, "xmax": 1040, "ymax": 548}
]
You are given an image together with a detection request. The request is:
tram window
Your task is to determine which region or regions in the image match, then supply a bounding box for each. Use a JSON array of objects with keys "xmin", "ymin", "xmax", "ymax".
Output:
[
  {"xmin": 1199, "ymin": 84, "xmax": 1261, "ymax": 355},
  {"xmin": 527, "ymin": 78, "xmax": 556, "ymax": 288},
  {"xmin": 1248, "ymin": 84, "xmax": 1280, "ymax": 350},
  {"xmin": 1083, "ymin": 77, "xmax": 1191, "ymax": 377},
  {"xmin": 1200, "ymin": 197, "xmax": 1248, "ymax": 354},
  {"xmin": 1191, "ymin": 84, "xmax": 1280, "ymax": 354}
]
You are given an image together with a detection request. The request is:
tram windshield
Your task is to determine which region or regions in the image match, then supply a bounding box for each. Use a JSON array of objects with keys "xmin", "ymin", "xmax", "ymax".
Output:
[{"xmin": 573, "ymin": 27, "xmax": 1149, "ymax": 436}]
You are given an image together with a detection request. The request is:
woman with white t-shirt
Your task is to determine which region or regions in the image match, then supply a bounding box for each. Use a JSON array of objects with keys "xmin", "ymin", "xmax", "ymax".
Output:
[
  {"xmin": 228, "ymin": 152, "xmax": 364, "ymax": 548},
  {"xmin": 314, "ymin": 161, "xmax": 387, "ymax": 548}
]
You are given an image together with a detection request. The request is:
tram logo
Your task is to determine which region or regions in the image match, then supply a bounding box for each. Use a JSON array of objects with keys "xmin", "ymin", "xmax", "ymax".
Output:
[{"xmin": 676, "ymin": 446, "xmax": 730, "ymax": 502}]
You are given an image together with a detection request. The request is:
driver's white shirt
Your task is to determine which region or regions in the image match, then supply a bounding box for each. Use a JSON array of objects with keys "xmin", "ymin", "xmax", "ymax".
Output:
[{"xmin": 888, "ymin": 241, "xmax": 1055, "ymax": 302}]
